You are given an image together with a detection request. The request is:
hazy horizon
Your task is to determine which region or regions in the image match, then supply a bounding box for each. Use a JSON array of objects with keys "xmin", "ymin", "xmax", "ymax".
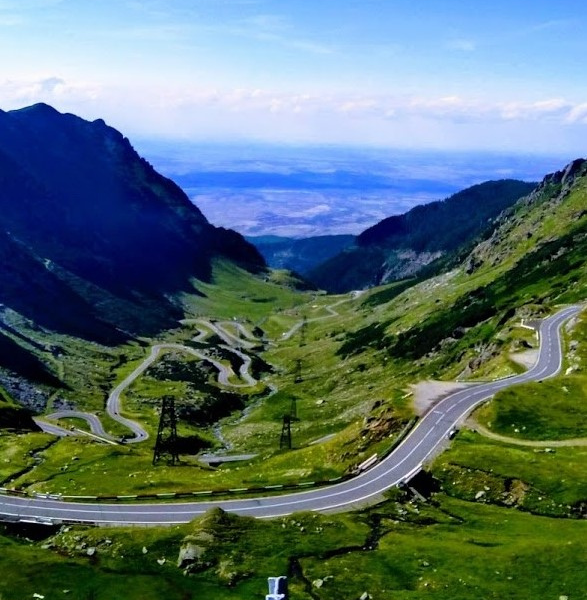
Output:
[
  {"xmin": 138, "ymin": 140, "xmax": 570, "ymax": 238},
  {"xmin": 2, "ymin": 1, "xmax": 583, "ymax": 236}
]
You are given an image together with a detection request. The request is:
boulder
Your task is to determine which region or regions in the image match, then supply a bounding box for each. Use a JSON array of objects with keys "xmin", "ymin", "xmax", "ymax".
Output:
[{"xmin": 177, "ymin": 541, "xmax": 209, "ymax": 570}]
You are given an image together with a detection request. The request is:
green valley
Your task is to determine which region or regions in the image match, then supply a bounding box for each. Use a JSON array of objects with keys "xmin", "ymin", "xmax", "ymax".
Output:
[{"xmin": 0, "ymin": 107, "xmax": 586, "ymax": 599}]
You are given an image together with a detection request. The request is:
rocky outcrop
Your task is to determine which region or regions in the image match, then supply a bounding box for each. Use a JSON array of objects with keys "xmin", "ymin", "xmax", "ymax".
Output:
[
  {"xmin": 542, "ymin": 158, "xmax": 587, "ymax": 188},
  {"xmin": 0, "ymin": 396, "xmax": 41, "ymax": 431},
  {"xmin": 177, "ymin": 531, "xmax": 215, "ymax": 571},
  {"xmin": 177, "ymin": 508, "xmax": 251, "ymax": 585},
  {"xmin": 463, "ymin": 157, "xmax": 587, "ymax": 275}
]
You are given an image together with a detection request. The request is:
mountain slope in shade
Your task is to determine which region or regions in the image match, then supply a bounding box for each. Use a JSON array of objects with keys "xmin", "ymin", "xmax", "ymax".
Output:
[
  {"xmin": 0, "ymin": 104, "xmax": 264, "ymax": 345},
  {"xmin": 247, "ymin": 234, "xmax": 355, "ymax": 275},
  {"xmin": 0, "ymin": 104, "xmax": 264, "ymax": 385},
  {"xmin": 308, "ymin": 179, "xmax": 536, "ymax": 293}
]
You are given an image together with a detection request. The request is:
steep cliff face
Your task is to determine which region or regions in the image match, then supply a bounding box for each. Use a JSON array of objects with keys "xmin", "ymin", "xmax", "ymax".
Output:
[{"xmin": 0, "ymin": 104, "xmax": 265, "ymax": 346}]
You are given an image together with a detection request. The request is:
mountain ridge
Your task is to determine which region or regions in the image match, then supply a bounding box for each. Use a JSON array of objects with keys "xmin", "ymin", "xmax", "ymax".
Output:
[
  {"xmin": 308, "ymin": 179, "xmax": 536, "ymax": 292},
  {"xmin": 338, "ymin": 157, "xmax": 587, "ymax": 380},
  {"xmin": 0, "ymin": 103, "xmax": 265, "ymax": 387}
]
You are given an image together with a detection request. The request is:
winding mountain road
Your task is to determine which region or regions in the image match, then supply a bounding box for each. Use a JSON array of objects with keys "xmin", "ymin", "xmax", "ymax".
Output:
[
  {"xmin": 36, "ymin": 305, "xmax": 347, "ymax": 442},
  {"xmin": 35, "ymin": 323, "xmax": 261, "ymax": 443},
  {"xmin": 281, "ymin": 296, "xmax": 354, "ymax": 340},
  {"xmin": 0, "ymin": 305, "xmax": 580, "ymax": 525}
]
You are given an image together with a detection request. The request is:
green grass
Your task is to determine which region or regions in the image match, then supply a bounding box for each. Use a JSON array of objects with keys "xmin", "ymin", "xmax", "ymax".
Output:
[
  {"xmin": 0, "ymin": 530, "xmax": 238, "ymax": 600},
  {"xmin": 474, "ymin": 310, "xmax": 587, "ymax": 441},
  {"xmin": 433, "ymin": 429, "xmax": 587, "ymax": 516},
  {"xmin": 5, "ymin": 424, "xmax": 364, "ymax": 496},
  {"xmin": 5, "ymin": 256, "xmax": 584, "ymax": 498},
  {"xmin": 1, "ymin": 178, "xmax": 587, "ymax": 597},
  {"xmin": 0, "ymin": 280, "xmax": 415, "ymax": 496},
  {"xmin": 183, "ymin": 260, "xmax": 310, "ymax": 326},
  {"xmin": 300, "ymin": 496, "xmax": 587, "ymax": 600},
  {"xmin": 0, "ymin": 496, "xmax": 585, "ymax": 600},
  {"xmin": 476, "ymin": 376, "xmax": 587, "ymax": 440},
  {"xmin": 13, "ymin": 199, "xmax": 586, "ymax": 492},
  {"xmin": 0, "ymin": 431, "xmax": 55, "ymax": 484},
  {"xmin": 0, "ymin": 506, "xmax": 369, "ymax": 600},
  {"xmin": 324, "ymin": 177, "xmax": 587, "ymax": 383}
]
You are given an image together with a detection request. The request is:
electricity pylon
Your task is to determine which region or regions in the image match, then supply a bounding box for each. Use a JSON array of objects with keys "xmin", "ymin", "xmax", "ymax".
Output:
[{"xmin": 152, "ymin": 396, "xmax": 180, "ymax": 465}]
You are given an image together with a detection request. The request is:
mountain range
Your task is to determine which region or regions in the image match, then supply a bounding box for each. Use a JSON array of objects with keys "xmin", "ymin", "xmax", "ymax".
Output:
[
  {"xmin": 337, "ymin": 158, "xmax": 587, "ymax": 374},
  {"xmin": 0, "ymin": 102, "xmax": 584, "ymax": 407}
]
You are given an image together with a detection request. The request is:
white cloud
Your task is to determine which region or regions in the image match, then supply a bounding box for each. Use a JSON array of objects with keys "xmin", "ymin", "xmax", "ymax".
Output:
[
  {"xmin": 339, "ymin": 99, "xmax": 379, "ymax": 115},
  {"xmin": 498, "ymin": 99, "xmax": 572, "ymax": 121},
  {"xmin": 447, "ymin": 38, "xmax": 476, "ymax": 52},
  {"xmin": 565, "ymin": 102, "xmax": 587, "ymax": 124},
  {"xmin": 0, "ymin": 76, "xmax": 101, "ymax": 107},
  {"xmin": 288, "ymin": 204, "xmax": 331, "ymax": 218},
  {"xmin": 407, "ymin": 95, "xmax": 474, "ymax": 117},
  {"xmin": 2, "ymin": 77, "xmax": 586, "ymax": 154},
  {"xmin": 38, "ymin": 76, "xmax": 65, "ymax": 93},
  {"xmin": 4, "ymin": 77, "xmax": 585, "ymax": 129}
]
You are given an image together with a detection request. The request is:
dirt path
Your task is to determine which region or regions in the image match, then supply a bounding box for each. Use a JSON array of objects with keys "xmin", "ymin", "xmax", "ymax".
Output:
[
  {"xmin": 281, "ymin": 294, "xmax": 358, "ymax": 340},
  {"xmin": 466, "ymin": 416, "xmax": 587, "ymax": 447}
]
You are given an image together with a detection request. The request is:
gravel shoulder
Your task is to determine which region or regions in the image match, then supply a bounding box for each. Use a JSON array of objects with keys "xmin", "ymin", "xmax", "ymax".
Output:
[{"xmin": 411, "ymin": 380, "xmax": 477, "ymax": 416}]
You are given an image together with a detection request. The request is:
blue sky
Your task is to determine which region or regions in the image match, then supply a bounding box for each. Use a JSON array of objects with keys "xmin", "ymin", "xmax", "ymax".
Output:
[{"xmin": 1, "ymin": 0, "xmax": 586, "ymax": 153}]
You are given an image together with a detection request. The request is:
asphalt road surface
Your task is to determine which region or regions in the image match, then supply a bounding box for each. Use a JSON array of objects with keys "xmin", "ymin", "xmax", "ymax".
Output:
[
  {"xmin": 0, "ymin": 305, "xmax": 580, "ymax": 525},
  {"xmin": 35, "ymin": 321, "xmax": 261, "ymax": 443}
]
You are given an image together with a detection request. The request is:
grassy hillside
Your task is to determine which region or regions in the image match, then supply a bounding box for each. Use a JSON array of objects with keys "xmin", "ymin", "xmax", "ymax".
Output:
[
  {"xmin": 0, "ymin": 495, "xmax": 585, "ymax": 600},
  {"xmin": 0, "ymin": 103, "xmax": 265, "ymax": 354},
  {"xmin": 3, "ymin": 160, "xmax": 587, "ymax": 494},
  {"xmin": 334, "ymin": 159, "xmax": 587, "ymax": 381}
]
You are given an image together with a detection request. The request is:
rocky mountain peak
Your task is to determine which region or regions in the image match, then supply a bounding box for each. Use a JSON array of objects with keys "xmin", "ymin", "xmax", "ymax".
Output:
[
  {"xmin": 541, "ymin": 157, "xmax": 587, "ymax": 189},
  {"xmin": 463, "ymin": 157, "xmax": 587, "ymax": 276}
]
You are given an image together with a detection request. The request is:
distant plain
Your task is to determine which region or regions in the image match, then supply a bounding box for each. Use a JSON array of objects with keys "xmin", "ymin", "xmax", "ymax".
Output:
[{"xmin": 138, "ymin": 141, "xmax": 570, "ymax": 237}]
